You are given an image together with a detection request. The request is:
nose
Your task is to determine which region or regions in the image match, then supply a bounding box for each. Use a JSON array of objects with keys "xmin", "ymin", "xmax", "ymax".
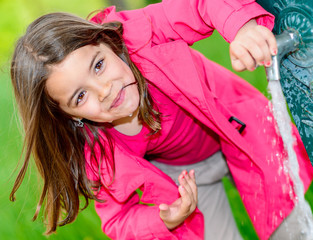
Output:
[{"xmin": 96, "ymin": 80, "xmax": 112, "ymax": 102}]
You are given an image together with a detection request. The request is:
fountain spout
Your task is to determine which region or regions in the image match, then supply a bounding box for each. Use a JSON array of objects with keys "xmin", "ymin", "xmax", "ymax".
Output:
[{"xmin": 266, "ymin": 30, "xmax": 300, "ymax": 81}]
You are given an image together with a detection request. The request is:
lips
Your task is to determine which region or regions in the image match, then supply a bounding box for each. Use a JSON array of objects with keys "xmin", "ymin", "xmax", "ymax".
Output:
[{"xmin": 110, "ymin": 88, "xmax": 125, "ymax": 109}]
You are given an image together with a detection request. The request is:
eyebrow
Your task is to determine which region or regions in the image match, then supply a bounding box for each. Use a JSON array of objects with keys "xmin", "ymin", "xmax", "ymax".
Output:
[
  {"xmin": 67, "ymin": 89, "xmax": 80, "ymax": 107},
  {"xmin": 67, "ymin": 50, "xmax": 101, "ymax": 107},
  {"xmin": 89, "ymin": 51, "xmax": 100, "ymax": 72}
]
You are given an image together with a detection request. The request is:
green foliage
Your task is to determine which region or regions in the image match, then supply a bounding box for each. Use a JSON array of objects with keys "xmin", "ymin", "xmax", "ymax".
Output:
[
  {"xmin": 0, "ymin": 0, "xmax": 110, "ymax": 239},
  {"xmin": 143, "ymin": 0, "xmax": 161, "ymax": 5}
]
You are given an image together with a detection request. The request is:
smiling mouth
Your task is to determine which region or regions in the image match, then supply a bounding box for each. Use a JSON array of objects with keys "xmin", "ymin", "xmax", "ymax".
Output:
[
  {"xmin": 109, "ymin": 82, "xmax": 137, "ymax": 109},
  {"xmin": 110, "ymin": 82, "xmax": 137, "ymax": 109},
  {"xmin": 110, "ymin": 88, "xmax": 125, "ymax": 109}
]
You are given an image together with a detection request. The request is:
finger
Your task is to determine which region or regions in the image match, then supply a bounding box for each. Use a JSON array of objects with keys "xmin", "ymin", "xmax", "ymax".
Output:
[
  {"xmin": 180, "ymin": 171, "xmax": 198, "ymax": 209},
  {"xmin": 248, "ymin": 30, "xmax": 273, "ymax": 67},
  {"xmin": 178, "ymin": 171, "xmax": 193, "ymax": 197},
  {"xmin": 184, "ymin": 170, "xmax": 197, "ymax": 195},
  {"xmin": 257, "ymin": 25, "xmax": 277, "ymax": 56},
  {"xmin": 231, "ymin": 59, "xmax": 246, "ymax": 72},
  {"xmin": 253, "ymin": 26, "xmax": 277, "ymax": 67},
  {"xmin": 183, "ymin": 171, "xmax": 197, "ymax": 201},
  {"xmin": 187, "ymin": 170, "xmax": 198, "ymax": 203},
  {"xmin": 243, "ymin": 36, "xmax": 266, "ymax": 66},
  {"xmin": 159, "ymin": 203, "xmax": 169, "ymax": 211},
  {"xmin": 178, "ymin": 185, "xmax": 192, "ymax": 213},
  {"xmin": 180, "ymin": 183, "xmax": 198, "ymax": 216},
  {"xmin": 247, "ymin": 35, "xmax": 271, "ymax": 66},
  {"xmin": 230, "ymin": 43, "xmax": 256, "ymax": 71},
  {"xmin": 190, "ymin": 169, "xmax": 195, "ymax": 177},
  {"xmin": 189, "ymin": 169, "xmax": 196, "ymax": 183},
  {"xmin": 159, "ymin": 203, "xmax": 171, "ymax": 220}
]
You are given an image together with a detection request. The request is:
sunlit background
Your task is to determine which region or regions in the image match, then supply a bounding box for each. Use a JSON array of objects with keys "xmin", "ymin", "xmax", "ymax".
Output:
[{"xmin": 1, "ymin": 0, "xmax": 310, "ymax": 239}]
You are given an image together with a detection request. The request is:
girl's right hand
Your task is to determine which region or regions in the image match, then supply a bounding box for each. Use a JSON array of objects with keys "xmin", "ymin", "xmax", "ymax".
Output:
[
  {"xmin": 159, "ymin": 170, "xmax": 198, "ymax": 230},
  {"xmin": 229, "ymin": 19, "xmax": 277, "ymax": 72}
]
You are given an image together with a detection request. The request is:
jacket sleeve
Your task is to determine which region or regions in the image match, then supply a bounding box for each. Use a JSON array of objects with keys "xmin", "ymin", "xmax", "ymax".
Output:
[
  {"xmin": 84, "ymin": 140, "xmax": 204, "ymax": 240},
  {"xmin": 143, "ymin": 0, "xmax": 274, "ymax": 44},
  {"xmin": 92, "ymin": 186, "xmax": 203, "ymax": 240}
]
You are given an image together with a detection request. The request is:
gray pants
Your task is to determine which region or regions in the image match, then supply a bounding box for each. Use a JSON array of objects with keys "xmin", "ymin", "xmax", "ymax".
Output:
[{"xmin": 151, "ymin": 151, "xmax": 313, "ymax": 240}]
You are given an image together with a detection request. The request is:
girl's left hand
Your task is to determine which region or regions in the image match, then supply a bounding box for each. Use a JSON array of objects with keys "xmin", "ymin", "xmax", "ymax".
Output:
[
  {"xmin": 159, "ymin": 169, "xmax": 198, "ymax": 230},
  {"xmin": 229, "ymin": 19, "xmax": 277, "ymax": 72}
]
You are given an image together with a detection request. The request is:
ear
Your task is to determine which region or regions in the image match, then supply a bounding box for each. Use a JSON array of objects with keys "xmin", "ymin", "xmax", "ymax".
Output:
[
  {"xmin": 72, "ymin": 117, "xmax": 84, "ymax": 127},
  {"xmin": 72, "ymin": 117, "xmax": 82, "ymax": 121}
]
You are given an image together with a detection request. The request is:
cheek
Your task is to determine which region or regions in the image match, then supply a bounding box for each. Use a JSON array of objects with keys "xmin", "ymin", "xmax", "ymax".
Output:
[
  {"xmin": 74, "ymin": 99, "xmax": 101, "ymax": 119},
  {"xmin": 128, "ymin": 88, "xmax": 140, "ymax": 107},
  {"xmin": 134, "ymin": 91, "xmax": 140, "ymax": 104},
  {"xmin": 83, "ymin": 102, "xmax": 101, "ymax": 116}
]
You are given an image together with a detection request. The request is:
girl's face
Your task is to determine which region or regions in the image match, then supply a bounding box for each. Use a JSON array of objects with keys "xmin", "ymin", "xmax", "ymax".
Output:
[{"xmin": 46, "ymin": 44, "xmax": 139, "ymax": 123}]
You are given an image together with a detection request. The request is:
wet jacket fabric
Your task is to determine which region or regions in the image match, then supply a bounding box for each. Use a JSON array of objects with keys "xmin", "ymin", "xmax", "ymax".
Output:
[{"xmin": 85, "ymin": 0, "xmax": 313, "ymax": 239}]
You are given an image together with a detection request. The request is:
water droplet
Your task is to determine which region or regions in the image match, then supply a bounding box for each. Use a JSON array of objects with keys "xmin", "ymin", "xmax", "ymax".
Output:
[
  {"xmin": 278, "ymin": 166, "xmax": 283, "ymax": 176},
  {"xmin": 272, "ymin": 138, "xmax": 277, "ymax": 147}
]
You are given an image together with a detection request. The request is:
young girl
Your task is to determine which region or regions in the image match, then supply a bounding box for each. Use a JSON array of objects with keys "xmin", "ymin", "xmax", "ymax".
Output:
[{"xmin": 10, "ymin": 0, "xmax": 313, "ymax": 239}]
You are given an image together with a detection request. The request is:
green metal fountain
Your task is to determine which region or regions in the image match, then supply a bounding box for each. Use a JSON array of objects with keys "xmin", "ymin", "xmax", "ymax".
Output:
[{"xmin": 257, "ymin": 0, "xmax": 313, "ymax": 165}]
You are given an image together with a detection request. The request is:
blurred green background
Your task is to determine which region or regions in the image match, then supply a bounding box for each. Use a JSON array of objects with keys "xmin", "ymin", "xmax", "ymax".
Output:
[{"xmin": 0, "ymin": 0, "xmax": 312, "ymax": 240}]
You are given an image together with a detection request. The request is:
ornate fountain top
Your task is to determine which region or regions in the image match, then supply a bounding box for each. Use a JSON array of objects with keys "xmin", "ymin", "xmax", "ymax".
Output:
[{"xmin": 257, "ymin": 0, "xmax": 313, "ymax": 165}]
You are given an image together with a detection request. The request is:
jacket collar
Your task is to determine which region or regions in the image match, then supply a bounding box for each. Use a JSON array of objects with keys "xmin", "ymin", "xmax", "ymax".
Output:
[{"xmin": 90, "ymin": 6, "xmax": 152, "ymax": 54}]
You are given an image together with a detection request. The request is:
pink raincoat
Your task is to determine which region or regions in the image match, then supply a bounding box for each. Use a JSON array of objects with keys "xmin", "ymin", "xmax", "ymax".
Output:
[{"xmin": 86, "ymin": 0, "xmax": 313, "ymax": 239}]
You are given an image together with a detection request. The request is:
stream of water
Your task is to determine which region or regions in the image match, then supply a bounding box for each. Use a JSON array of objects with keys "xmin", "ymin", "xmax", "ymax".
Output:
[{"xmin": 268, "ymin": 80, "xmax": 313, "ymax": 239}]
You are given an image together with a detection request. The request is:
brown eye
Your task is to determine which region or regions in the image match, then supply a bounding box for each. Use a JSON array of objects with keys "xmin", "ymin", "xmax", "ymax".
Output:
[
  {"xmin": 95, "ymin": 59, "xmax": 104, "ymax": 73},
  {"xmin": 76, "ymin": 90, "xmax": 86, "ymax": 105}
]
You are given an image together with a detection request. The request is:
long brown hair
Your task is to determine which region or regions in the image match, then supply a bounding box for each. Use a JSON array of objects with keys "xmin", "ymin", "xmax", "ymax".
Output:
[{"xmin": 10, "ymin": 12, "xmax": 161, "ymax": 234}]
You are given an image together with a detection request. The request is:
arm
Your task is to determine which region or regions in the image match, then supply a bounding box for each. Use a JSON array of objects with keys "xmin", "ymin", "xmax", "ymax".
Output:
[
  {"xmin": 84, "ymin": 140, "xmax": 203, "ymax": 239},
  {"xmin": 93, "ymin": 170, "xmax": 201, "ymax": 240},
  {"xmin": 145, "ymin": 0, "xmax": 277, "ymax": 71},
  {"xmin": 143, "ymin": 0, "xmax": 274, "ymax": 44}
]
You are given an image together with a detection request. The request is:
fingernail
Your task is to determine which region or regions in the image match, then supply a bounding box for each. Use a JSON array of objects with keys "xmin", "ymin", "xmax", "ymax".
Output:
[
  {"xmin": 273, "ymin": 49, "xmax": 277, "ymax": 55},
  {"xmin": 261, "ymin": 61, "xmax": 265, "ymax": 65},
  {"xmin": 265, "ymin": 61, "xmax": 272, "ymax": 67}
]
